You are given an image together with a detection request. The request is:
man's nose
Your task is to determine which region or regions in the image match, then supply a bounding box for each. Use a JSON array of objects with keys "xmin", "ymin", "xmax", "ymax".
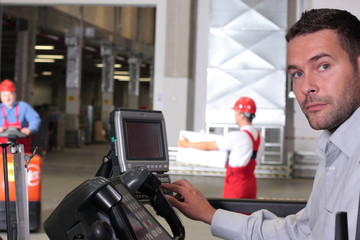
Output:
[{"xmin": 301, "ymin": 74, "xmax": 319, "ymax": 95}]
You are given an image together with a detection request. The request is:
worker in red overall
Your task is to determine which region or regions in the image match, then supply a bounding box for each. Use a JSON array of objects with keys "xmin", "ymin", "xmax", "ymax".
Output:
[
  {"xmin": 177, "ymin": 97, "xmax": 265, "ymax": 199},
  {"xmin": 0, "ymin": 79, "xmax": 41, "ymax": 152}
]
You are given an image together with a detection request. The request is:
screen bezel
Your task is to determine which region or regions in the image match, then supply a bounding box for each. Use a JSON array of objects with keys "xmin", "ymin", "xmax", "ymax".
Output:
[{"xmin": 109, "ymin": 109, "xmax": 170, "ymax": 175}]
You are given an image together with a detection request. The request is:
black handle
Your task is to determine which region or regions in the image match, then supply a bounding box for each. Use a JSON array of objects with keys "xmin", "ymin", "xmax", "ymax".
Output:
[
  {"xmin": 335, "ymin": 211, "xmax": 349, "ymax": 240},
  {"xmin": 138, "ymin": 173, "xmax": 185, "ymax": 240},
  {"xmin": 151, "ymin": 191, "xmax": 185, "ymax": 240}
]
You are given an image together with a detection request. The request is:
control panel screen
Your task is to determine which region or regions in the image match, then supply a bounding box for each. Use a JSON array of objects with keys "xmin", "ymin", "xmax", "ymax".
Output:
[{"xmin": 124, "ymin": 120, "xmax": 165, "ymax": 160}]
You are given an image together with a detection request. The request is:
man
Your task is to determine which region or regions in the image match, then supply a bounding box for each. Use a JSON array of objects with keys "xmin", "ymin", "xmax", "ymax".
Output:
[
  {"xmin": 178, "ymin": 96, "xmax": 265, "ymax": 199},
  {"xmin": 0, "ymin": 79, "xmax": 41, "ymax": 150},
  {"xmin": 162, "ymin": 9, "xmax": 360, "ymax": 239}
]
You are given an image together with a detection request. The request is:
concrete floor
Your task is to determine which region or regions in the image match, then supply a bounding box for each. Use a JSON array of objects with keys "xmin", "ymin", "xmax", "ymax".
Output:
[{"xmin": 0, "ymin": 144, "xmax": 314, "ymax": 239}]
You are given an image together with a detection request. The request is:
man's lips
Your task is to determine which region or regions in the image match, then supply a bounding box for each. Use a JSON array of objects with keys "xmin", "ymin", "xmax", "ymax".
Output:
[{"xmin": 305, "ymin": 103, "xmax": 327, "ymax": 111}]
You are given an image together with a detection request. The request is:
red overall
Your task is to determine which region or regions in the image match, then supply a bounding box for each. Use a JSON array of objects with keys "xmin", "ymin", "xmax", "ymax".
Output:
[
  {"xmin": 0, "ymin": 105, "xmax": 32, "ymax": 152},
  {"xmin": 222, "ymin": 130, "xmax": 260, "ymax": 199}
]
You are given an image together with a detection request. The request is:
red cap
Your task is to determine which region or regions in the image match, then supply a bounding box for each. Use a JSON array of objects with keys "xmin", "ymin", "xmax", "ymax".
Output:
[
  {"xmin": 0, "ymin": 79, "xmax": 16, "ymax": 92},
  {"xmin": 232, "ymin": 97, "xmax": 256, "ymax": 114}
]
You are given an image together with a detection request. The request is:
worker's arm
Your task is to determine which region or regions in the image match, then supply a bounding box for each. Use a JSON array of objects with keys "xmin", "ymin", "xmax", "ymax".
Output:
[
  {"xmin": 22, "ymin": 102, "xmax": 41, "ymax": 134},
  {"xmin": 20, "ymin": 127, "xmax": 32, "ymax": 136},
  {"xmin": 177, "ymin": 136, "xmax": 219, "ymax": 150}
]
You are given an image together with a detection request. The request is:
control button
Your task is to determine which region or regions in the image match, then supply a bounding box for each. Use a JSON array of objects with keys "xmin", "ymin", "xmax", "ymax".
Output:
[
  {"xmin": 155, "ymin": 227, "xmax": 163, "ymax": 234},
  {"xmin": 146, "ymin": 233, "xmax": 154, "ymax": 239},
  {"xmin": 151, "ymin": 229, "xmax": 159, "ymax": 237}
]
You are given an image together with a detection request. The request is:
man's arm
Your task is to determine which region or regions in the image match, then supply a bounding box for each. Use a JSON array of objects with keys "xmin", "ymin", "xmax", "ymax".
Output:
[
  {"xmin": 177, "ymin": 136, "xmax": 219, "ymax": 151},
  {"xmin": 22, "ymin": 102, "xmax": 41, "ymax": 133},
  {"xmin": 162, "ymin": 179, "xmax": 311, "ymax": 240}
]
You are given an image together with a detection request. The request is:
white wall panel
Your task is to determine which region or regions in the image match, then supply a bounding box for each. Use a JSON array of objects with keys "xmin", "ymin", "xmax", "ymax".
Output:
[{"xmin": 207, "ymin": 0, "xmax": 287, "ymax": 126}]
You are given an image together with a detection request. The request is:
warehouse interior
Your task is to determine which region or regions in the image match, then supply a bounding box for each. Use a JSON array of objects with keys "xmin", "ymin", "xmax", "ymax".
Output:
[{"xmin": 0, "ymin": 0, "xmax": 358, "ymax": 239}]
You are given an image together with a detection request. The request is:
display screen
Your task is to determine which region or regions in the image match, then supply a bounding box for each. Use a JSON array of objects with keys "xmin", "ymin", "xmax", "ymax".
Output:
[{"xmin": 124, "ymin": 120, "xmax": 164, "ymax": 160}]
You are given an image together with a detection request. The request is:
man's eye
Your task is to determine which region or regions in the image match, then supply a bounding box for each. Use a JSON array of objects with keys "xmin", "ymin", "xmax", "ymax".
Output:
[
  {"xmin": 292, "ymin": 72, "xmax": 303, "ymax": 79},
  {"xmin": 319, "ymin": 64, "xmax": 330, "ymax": 71}
]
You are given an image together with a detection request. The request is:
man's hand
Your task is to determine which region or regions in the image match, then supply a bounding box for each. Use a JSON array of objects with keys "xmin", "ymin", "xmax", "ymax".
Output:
[
  {"xmin": 162, "ymin": 179, "xmax": 216, "ymax": 224},
  {"xmin": 20, "ymin": 128, "xmax": 31, "ymax": 136},
  {"xmin": 177, "ymin": 136, "xmax": 190, "ymax": 148},
  {"xmin": 0, "ymin": 127, "xmax": 3, "ymax": 133}
]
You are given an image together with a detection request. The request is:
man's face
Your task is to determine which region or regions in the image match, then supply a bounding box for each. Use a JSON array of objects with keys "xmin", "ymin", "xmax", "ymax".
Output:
[
  {"xmin": 0, "ymin": 91, "xmax": 16, "ymax": 108},
  {"xmin": 234, "ymin": 111, "xmax": 242, "ymax": 125},
  {"xmin": 287, "ymin": 29, "xmax": 360, "ymax": 132}
]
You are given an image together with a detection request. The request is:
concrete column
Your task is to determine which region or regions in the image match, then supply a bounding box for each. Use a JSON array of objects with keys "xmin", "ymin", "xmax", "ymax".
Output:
[
  {"xmin": 128, "ymin": 57, "xmax": 140, "ymax": 109},
  {"xmin": 14, "ymin": 19, "xmax": 29, "ymax": 101},
  {"xmin": 192, "ymin": 0, "xmax": 210, "ymax": 133},
  {"xmin": 100, "ymin": 43, "xmax": 114, "ymax": 125},
  {"xmin": 65, "ymin": 35, "xmax": 82, "ymax": 131},
  {"xmin": 14, "ymin": 15, "xmax": 37, "ymax": 104},
  {"xmin": 161, "ymin": 0, "xmax": 191, "ymax": 146}
]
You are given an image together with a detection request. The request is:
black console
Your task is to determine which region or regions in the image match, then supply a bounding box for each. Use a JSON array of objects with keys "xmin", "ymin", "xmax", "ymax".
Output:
[{"xmin": 44, "ymin": 167, "xmax": 185, "ymax": 240}]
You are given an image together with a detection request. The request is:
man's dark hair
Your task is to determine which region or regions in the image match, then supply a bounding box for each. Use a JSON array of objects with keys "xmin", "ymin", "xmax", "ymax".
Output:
[{"xmin": 286, "ymin": 9, "xmax": 360, "ymax": 68}]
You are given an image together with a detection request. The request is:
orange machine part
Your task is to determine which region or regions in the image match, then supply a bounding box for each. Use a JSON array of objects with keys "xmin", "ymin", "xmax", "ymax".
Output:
[{"xmin": 0, "ymin": 153, "xmax": 42, "ymax": 202}]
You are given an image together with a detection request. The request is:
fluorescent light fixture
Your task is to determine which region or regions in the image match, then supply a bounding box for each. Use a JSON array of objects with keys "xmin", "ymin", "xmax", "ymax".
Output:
[
  {"xmin": 34, "ymin": 45, "xmax": 55, "ymax": 50},
  {"xmin": 36, "ymin": 54, "xmax": 64, "ymax": 59},
  {"xmin": 42, "ymin": 71, "xmax": 52, "ymax": 76},
  {"xmin": 96, "ymin": 63, "xmax": 123, "ymax": 68},
  {"xmin": 114, "ymin": 75, "xmax": 130, "ymax": 81},
  {"xmin": 34, "ymin": 59, "xmax": 55, "ymax": 63},
  {"xmin": 114, "ymin": 71, "xmax": 129, "ymax": 75},
  {"xmin": 113, "ymin": 76, "xmax": 151, "ymax": 82}
]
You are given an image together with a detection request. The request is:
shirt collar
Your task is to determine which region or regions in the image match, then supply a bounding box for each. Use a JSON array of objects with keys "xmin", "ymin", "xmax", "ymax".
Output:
[
  {"xmin": 240, "ymin": 125, "xmax": 253, "ymax": 131},
  {"xmin": 316, "ymin": 107, "xmax": 360, "ymax": 159},
  {"xmin": 1, "ymin": 101, "xmax": 17, "ymax": 109}
]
